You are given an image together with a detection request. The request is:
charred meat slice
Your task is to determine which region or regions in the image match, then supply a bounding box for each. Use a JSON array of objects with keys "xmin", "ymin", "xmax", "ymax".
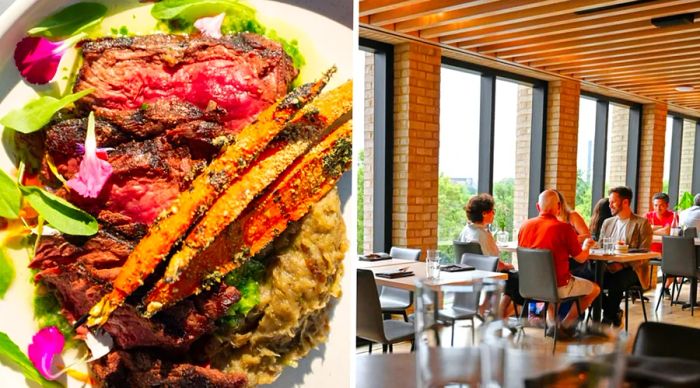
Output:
[
  {"xmin": 92, "ymin": 351, "xmax": 247, "ymax": 388},
  {"xmin": 75, "ymin": 33, "xmax": 298, "ymax": 132},
  {"xmin": 31, "ymin": 231, "xmax": 241, "ymax": 351}
]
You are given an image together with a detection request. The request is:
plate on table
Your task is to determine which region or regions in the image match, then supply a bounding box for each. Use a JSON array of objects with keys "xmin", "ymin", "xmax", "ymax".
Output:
[{"xmin": 0, "ymin": 1, "xmax": 351, "ymax": 387}]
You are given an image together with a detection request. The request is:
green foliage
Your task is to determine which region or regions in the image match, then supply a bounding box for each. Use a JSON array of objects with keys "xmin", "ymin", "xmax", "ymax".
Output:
[
  {"xmin": 575, "ymin": 169, "xmax": 592, "ymax": 224},
  {"xmin": 19, "ymin": 186, "xmax": 98, "ymax": 236},
  {"xmin": 0, "ymin": 88, "xmax": 94, "ymax": 134},
  {"xmin": 0, "ymin": 332, "xmax": 62, "ymax": 388},
  {"xmin": 437, "ymin": 175, "xmax": 472, "ymax": 261},
  {"xmin": 222, "ymin": 259, "xmax": 265, "ymax": 326},
  {"xmin": 0, "ymin": 248, "xmax": 14, "ymax": 299},
  {"xmin": 27, "ymin": 2, "xmax": 107, "ymax": 38},
  {"xmin": 0, "ymin": 169, "xmax": 21, "ymax": 219},
  {"xmin": 493, "ymin": 178, "xmax": 514, "ymax": 233},
  {"xmin": 677, "ymin": 191, "xmax": 694, "ymax": 211},
  {"xmin": 356, "ymin": 151, "xmax": 364, "ymax": 254}
]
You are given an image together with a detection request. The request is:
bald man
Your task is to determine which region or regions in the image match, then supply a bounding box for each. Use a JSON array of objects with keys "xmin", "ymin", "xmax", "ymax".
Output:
[{"xmin": 518, "ymin": 189, "xmax": 600, "ymax": 335}]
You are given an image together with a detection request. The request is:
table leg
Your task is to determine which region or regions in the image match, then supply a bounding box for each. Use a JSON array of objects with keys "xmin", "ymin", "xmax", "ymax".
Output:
[{"xmin": 592, "ymin": 261, "xmax": 605, "ymax": 321}]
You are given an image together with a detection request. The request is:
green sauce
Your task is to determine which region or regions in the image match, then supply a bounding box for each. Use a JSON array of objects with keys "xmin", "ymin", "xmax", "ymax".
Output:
[{"xmin": 33, "ymin": 284, "xmax": 76, "ymax": 347}]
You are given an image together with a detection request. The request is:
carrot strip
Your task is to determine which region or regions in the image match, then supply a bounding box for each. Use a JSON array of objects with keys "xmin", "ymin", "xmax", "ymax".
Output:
[
  {"xmin": 162, "ymin": 80, "xmax": 352, "ymax": 284},
  {"xmin": 85, "ymin": 69, "xmax": 335, "ymax": 328},
  {"xmin": 142, "ymin": 121, "xmax": 352, "ymax": 315}
]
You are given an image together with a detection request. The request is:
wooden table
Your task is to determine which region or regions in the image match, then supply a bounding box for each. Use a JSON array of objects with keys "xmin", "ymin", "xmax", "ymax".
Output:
[
  {"xmin": 497, "ymin": 241, "xmax": 518, "ymax": 253},
  {"xmin": 587, "ymin": 250, "xmax": 660, "ymax": 321},
  {"xmin": 357, "ymin": 258, "xmax": 415, "ymax": 269},
  {"xmin": 369, "ymin": 261, "xmax": 508, "ymax": 291}
]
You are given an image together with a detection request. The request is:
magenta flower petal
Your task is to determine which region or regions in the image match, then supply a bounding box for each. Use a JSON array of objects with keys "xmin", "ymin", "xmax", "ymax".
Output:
[
  {"xmin": 13, "ymin": 33, "xmax": 84, "ymax": 85},
  {"xmin": 194, "ymin": 13, "xmax": 225, "ymax": 39},
  {"xmin": 27, "ymin": 326, "xmax": 65, "ymax": 380},
  {"xmin": 67, "ymin": 112, "xmax": 113, "ymax": 198}
]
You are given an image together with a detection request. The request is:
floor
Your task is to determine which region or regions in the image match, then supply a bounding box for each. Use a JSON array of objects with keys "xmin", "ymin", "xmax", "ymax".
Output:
[{"xmin": 356, "ymin": 281, "xmax": 700, "ymax": 355}]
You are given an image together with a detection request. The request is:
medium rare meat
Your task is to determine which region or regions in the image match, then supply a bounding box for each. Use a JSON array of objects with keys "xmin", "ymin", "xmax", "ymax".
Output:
[
  {"xmin": 75, "ymin": 33, "xmax": 298, "ymax": 132},
  {"xmin": 30, "ymin": 231, "xmax": 241, "ymax": 351},
  {"xmin": 92, "ymin": 351, "xmax": 247, "ymax": 388}
]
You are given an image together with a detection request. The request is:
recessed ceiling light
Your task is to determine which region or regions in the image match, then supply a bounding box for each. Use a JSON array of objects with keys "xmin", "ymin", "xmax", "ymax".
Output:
[{"xmin": 676, "ymin": 85, "xmax": 694, "ymax": 92}]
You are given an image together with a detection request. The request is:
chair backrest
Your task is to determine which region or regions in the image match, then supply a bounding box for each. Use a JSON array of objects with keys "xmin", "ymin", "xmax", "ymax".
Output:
[
  {"xmin": 661, "ymin": 236, "xmax": 697, "ymax": 277},
  {"xmin": 460, "ymin": 253, "xmax": 499, "ymax": 271},
  {"xmin": 453, "ymin": 241, "xmax": 483, "ymax": 262},
  {"xmin": 356, "ymin": 269, "xmax": 388, "ymax": 342},
  {"xmin": 516, "ymin": 247, "xmax": 559, "ymax": 303},
  {"xmin": 389, "ymin": 246, "xmax": 421, "ymax": 261},
  {"xmin": 684, "ymin": 226, "xmax": 697, "ymax": 238},
  {"xmin": 633, "ymin": 321, "xmax": 700, "ymax": 362}
]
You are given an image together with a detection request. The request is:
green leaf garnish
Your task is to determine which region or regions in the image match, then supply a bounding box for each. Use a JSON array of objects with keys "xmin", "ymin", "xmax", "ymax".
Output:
[
  {"xmin": 27, "ymin": 2, "xmax": 107, "ymax": 38},
  {"xmin": 0, "ymin": 332, "xmax": 62, "ymax": 388},
  {"xmin": 0, "ymin": 248, "xmax": 15, "ymax": 299},
  {"xmin": 19, "ymin": 186, "xmax": 98, "ymax": 236},
  {"xmin": 0, "ymin": 88, "xmax": 93, "ymax": 134},
  {"xmin": 0, "ymin": 169, "xmax": 21, "ymax": 219},
  {"xmin": 222, "ymin": 259, "xmax": 264, "ymax": 326},
  {"xmin": 151, "ymin": 0, "xmax": 254, "ymax": 21}
]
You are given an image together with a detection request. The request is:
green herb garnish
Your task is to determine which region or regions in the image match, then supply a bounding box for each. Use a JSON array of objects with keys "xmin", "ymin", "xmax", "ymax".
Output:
[
  {"xmin": 19, "ymin": 186, "xmax": 98, "ymax": 236},
  {"xmin": 0, "ymin": 169, "xmax": 21, "ymax": 219},
  {"xmin": 222, "ymin": 259, "xmax": 265, "ymax": 325},
  {"xmin": 33, "ymin": 287, "xmax": 75, "ymax": 347},
  {"xmin": 27, "ymin": 2, "xmax": 107, "ymax": 38},
  {"xmin": 0, "ymin": 89, "xmax": 94, "ymax": 134},
  {"xmin": 0, "ymin": 332, "xmax": 62, "ymax": 388}
]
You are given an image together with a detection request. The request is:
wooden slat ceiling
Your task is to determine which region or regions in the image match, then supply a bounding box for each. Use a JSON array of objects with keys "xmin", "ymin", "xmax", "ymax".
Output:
[{"xmin": 360, "ymin": 0, "xmax": 700, "ymax": 113}]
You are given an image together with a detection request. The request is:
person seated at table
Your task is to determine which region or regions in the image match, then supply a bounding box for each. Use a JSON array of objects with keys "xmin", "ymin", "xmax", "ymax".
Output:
[
  {"xmin": 458, "ymin": 193, "xmax": 519, "ymax": 317},
  {"xmin": 645, "ymin": 192, "xmax": 675, "ymax": 294},
  {"xmin": 599, "ymin": 186, "xmax": 652, "ymax": 326},
  {"xmin": 518, "ymin": 189, "xmax": 599, "ymax": 336},
  {"xmin": 554, "ymin": 190, "xmax": 594, "ymax": 281},
  {"xmin": 590, "ymin": 198, "xmax": 613, "ymax": 241},
  {"xmin": 679, "ymin": 193, "xmax": 700, "ymax": 230}
]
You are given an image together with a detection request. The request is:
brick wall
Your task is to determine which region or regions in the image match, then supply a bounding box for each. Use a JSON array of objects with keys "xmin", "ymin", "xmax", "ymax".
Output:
[
  {"xmin": 392, "ymin": 42, "xmax": 441, "ymax": 257},
  {"xmin": 363, "ymin": 52, "xmax": 374, "ymax": 254},
  {"xmin": 607, "ymin": 104, "xmax": 629, "ymax": 188},
  {"xmin": 545, "ymin": 79, "xmax": 581, "ymax": 205},
  {"xmin": 514, "ymin": 85, "xmax": 532, "ymax": 228},
  {"xmin": 637, "ymin": 103, "xmax": 667, "ymax": 214},
  {"xmin": 679, "ymin": 118, "xmax": 695, "ymax": 197}
]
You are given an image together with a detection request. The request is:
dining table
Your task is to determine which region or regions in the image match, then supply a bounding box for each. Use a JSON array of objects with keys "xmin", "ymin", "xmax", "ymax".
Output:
[
  {"xmin": 357, "ymin": 257, "xmax": 415, "ymax": 269},
  {"xmin": 366, "ymin": 261, "xmax": 508, "ymax": 291}
]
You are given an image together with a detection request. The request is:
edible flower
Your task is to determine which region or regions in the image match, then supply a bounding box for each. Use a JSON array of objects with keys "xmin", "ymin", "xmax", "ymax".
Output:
[
  {"xmin": 27, "ymin": 326, "xmax": 64, "ymax": 379},
  {"xmin": 67, "ymin": 112, "xmax": 113, "ymax": 198},
  {"xmin": 13, "ymin": 33, "xmax": 85, "ymax": 85},
  {"xmin": 194, "ymin": 13, "xmax": 225, "ymax": 39}
]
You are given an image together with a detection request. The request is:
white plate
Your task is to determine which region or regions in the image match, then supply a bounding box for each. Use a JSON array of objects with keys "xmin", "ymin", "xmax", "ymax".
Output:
[{"xmin": 0, "ymin": 1, "xmax": 352, "ymax": 387}]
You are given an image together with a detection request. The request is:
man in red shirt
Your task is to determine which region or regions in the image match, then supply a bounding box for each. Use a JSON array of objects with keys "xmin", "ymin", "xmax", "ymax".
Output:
[
  {"xmin": 645, "ymin": 192, "xmax": 675, "ymax": 253},
  {"xmin": 518, "ymin": 189, "xmax": 599, "ymax": 333}
]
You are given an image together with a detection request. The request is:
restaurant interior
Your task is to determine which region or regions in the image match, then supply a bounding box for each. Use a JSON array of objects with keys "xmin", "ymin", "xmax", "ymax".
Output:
[{"xmin": 355, "ymin": 1, "xmax": 700, "ymax": 386}]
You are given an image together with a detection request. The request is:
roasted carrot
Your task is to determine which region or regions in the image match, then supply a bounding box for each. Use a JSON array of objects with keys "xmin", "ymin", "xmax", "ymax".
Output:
[
  {"xmin": 142, "ymin": 120, "xmax": 352, "ymax": 315},
  {"xmin": 85, "ymin": 69, "xmax": 335, "ymax": 328},
  {"xmin": 162, "ymin": 80, "xmax": 352, "ymax": 284}
]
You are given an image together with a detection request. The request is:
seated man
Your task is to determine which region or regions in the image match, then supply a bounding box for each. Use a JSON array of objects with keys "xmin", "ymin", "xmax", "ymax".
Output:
[
  {"xmin": 518, "ymin": 189, "xmax": 599, "ymax": 335},
  {"xmin": 680, "ymin": 193, "xmax": 700, "ymax": 231},
  {"xmin": 599, "ymin": 186, "xmax": 652, "ymax": 326}
]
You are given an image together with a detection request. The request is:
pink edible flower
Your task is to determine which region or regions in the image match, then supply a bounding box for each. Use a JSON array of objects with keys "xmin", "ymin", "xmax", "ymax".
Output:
[
  {"xmin": 13, "ymin": 33, "xmax": 85, "ymax": 85},
  {"xmin": 67, "ymin": 112, "xmax": 112, "ymax": 198},
  {"xmin": 194, "ymin": 13, "xmax": 225, "ymax": 39},
  {"xmin": 27, "ymin": 326, "xmax": 64, "ymax": 380}
]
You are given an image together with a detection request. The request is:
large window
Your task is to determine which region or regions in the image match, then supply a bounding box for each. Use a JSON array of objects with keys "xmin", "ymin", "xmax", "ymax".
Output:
[
  {"xmin": 663, "ymin": 116, "xmax": 673, "ymax": 195},
  {"xmin": 437, "ymin": 66, "xmax": 480, "ymax": 257},
  {"xmin": 357, "ymin": 40, "xmax": 392, "ymax": 254},
  {"xmin": 576, "ymin": 97, "xmax": 596, "ymax": 223}
]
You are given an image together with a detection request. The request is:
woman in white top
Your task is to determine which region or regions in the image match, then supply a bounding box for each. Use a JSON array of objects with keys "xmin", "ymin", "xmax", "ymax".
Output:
[{"xmin": 457, "ymin": 193, "xmax": 513, "ymax": 271}]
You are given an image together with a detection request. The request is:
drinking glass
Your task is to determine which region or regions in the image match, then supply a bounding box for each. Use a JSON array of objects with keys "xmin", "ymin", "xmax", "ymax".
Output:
[
  {"xmin": 426, "ymin": 249, "xmax": 441, "ymax": 280},
  {"xmin": 415, "ymin": 279, "xmax": 504, "ymax": 387}
]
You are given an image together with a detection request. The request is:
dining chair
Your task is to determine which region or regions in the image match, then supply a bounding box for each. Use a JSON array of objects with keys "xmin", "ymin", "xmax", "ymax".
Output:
[
  {"xmin": 357, "ymin": 269, "xmax": 415, "ymax": 353},
  {"xmin": 655, "ymin": 236, "xmax": 700, "ymax": 315},
  {"xmin": 622, "ymin": 284, "xmax": 647, "ymax": 332},
  {"xmin": 684, "ymin": 226, "xmax": 697, "ymax": 238},
  {"xmin": 453, "ymin": 241, "xmax": 483, "ymax": 262},
  {"xmin": 633, "ymin": 321, "xmax": 700, "ymax": 362},
  {"xmin": 437, "ymin": 253, "xmax": 499, "ymax": 346},
  {"xmin": 516, "ymin": 247, "xmax": 583, "ymax": 352},
  {"xmin": 379, "ymin": 247, "xmax": 422, "ymax": 321}
]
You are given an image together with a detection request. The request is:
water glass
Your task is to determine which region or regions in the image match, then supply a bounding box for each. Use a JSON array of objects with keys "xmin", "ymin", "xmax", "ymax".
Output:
[
  {"xmin": 426, "ymin": 250, "xmax": 441, "ymax": 280},
  {"xmin": 601, "ymin": 237, "xmax": 613, "ymax": 255}
]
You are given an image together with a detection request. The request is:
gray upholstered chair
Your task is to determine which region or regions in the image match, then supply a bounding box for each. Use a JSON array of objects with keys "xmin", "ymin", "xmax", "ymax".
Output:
[
  {"xmin": 438, "ymin": 253, "xmax": 499, "ymax": 345},
  {"xmin": 453, "ymin": 241, "xmax": 483, "ymax": 262},
  {"xmin": 379, "ymin": 247, "xmax": 422, "ymax": 321},
  {"xmin": 655, "ymin": 236, "xmax": 700, "ymax": 315},
  {"xmin": 633, "ymin": 321, "xmax": 700, "ymax": 361},
  {"xmin": 357, "ymin": 269, "xmax": 415, "ymax": 353},
  {"xmin": 517, "ymin": 247, "xmax": 583, "ymax": 352},
  {"xmin": 684, "ymin": 226, "xmax": 697, "ymax": 238}
]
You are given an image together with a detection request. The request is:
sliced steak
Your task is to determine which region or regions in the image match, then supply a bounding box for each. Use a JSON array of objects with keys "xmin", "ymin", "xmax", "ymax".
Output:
[
  {"xmin": 76, "ymin": 33, "xmax": 298, "ymax": 132},
  {"xmin": 92, "ymin": 351, "xmax": 247, "ymax": 388},
  {"xmin": 31, "ymin": 231, "xmax": 241, "ymax": 351}
]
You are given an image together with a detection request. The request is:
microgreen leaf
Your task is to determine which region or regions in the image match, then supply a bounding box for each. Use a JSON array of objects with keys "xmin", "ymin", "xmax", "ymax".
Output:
[
  {"xmin": 0, "ymin": 169, "xmax": 21, "ymax": 219},
  {"xmin": 0, "ymin": 88, "xmax": 93, "ymax": 134},
  {"xmin": 27, "ymin": 2, "xmax": 107, "ymax": 38},
  {"xmin": 18, "ymin": 186, "xmax": 97, "ymax": 236},
  {"xmin": 0, "ymin": 332, "xmax": 62, "ymax": 388},
  {"xmin": 151, "ymin": 0, "xmax": 254, "ymax": 21},
  {"xmin": 0, "ymin": 247, "xmax": 15, "ymax": 299}
]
